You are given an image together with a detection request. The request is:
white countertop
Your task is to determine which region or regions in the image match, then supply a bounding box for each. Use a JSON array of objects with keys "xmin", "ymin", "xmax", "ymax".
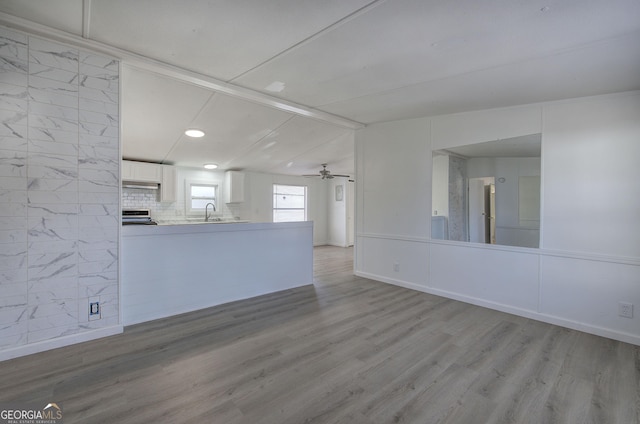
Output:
[{"xmin": 122, "ymin": 220, "xmax": 313, "ymax": 237}]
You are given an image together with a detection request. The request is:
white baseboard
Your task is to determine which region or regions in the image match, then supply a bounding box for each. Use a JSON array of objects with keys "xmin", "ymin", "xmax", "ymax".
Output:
[
  {"xmin": 0, "ymin": 325, "xmax": 124, "ymax": 362},
  {"xmin": 355, "ymin": 271, "xmax": 640, "ymax": 346}
]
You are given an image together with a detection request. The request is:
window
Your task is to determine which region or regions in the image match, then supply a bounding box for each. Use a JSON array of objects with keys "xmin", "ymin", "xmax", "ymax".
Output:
[
  {"xmin": 273, "ymin": 184, "xmax": 307, "ymax": 222},
  {"xmin": 186, "ymin": 181, "xmax": 217, "ymax": 215}
]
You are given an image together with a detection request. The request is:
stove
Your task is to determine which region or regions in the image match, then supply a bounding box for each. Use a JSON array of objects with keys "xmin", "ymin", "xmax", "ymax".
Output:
[{"xmin": 122, "ymin": 209, "xmax": 158, "ymax": 225}]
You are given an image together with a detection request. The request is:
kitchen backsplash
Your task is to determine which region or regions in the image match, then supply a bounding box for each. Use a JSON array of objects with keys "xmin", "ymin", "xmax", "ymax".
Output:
[{"xmin": 122, "ymin": 188, "xmax": 241, "ymax": 222}]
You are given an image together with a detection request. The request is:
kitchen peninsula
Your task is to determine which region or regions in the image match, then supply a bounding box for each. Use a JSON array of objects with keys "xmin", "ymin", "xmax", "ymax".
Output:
[{"xmin": 121, "ymin": 221, "xmax": 313, "ymax": 325}]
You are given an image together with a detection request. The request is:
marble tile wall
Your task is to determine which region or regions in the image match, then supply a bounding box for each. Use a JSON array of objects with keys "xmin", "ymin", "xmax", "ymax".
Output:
[
  {"xmin": 448, "ymin": 155, "xmax": 468, "ymax": 242},
  {"xmin": 0, "ymin": 26, "xmax": 119, "ymax": 351}
]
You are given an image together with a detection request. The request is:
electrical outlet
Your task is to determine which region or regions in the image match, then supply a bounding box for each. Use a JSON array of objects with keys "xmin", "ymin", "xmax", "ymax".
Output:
[
  {"xmin": 393, "ymin": 262, "xmax": 400, "ymax": 272},
  {"xmin": 89, "ymin": 297, "xmax": 101, "ymax": 321},
  {"xmin": 618, "ymin": 302, "xmax": 633, "ymax": 319}
]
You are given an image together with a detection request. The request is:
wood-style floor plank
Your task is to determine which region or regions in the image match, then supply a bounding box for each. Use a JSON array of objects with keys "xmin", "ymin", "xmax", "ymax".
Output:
[{"xmin": 0, "ymin": 245, "xmax": 638, "ymax": 424}]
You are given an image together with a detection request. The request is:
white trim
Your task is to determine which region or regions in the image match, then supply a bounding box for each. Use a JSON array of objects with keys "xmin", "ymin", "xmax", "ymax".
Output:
[
  {"xmin": 358, "ymin": 233, "xmax": 640, "ymax": 266},
  {"xmin": 0, "ymin": 13, "xmax": 364, "ymax": 130},
  {"xmin": 185, "ymin": 180, "xmax": 219, "ymax": 217},
  {"xmin": 355, "ymin": 271, "xmax": 640, "ymax": 346},
  {"xmin": 0, "ymin": 326, "xmax": 123, "ymax": 362}
]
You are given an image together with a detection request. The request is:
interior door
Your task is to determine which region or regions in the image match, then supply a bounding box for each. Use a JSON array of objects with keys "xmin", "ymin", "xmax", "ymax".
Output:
[{"xmin": 468, "ymin": 178, "xmax": 486, "ymax": 243}]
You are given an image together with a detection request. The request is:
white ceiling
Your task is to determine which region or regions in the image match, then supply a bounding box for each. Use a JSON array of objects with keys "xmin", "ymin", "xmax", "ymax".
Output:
[{"xmin": 1, "ymin": 0, "xmax": 639, "ymax": 176}]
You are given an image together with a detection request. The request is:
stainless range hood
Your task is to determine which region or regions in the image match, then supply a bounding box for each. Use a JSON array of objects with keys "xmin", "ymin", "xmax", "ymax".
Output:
[{"xmin": 122, "ymin": 181, "xmax": 159, "ymax": 190}]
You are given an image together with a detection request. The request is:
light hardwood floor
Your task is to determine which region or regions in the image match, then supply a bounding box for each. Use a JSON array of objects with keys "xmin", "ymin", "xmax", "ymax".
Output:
[{"xmin": 1, "ymin": 246, "xmax": 638, "ymax": 423}]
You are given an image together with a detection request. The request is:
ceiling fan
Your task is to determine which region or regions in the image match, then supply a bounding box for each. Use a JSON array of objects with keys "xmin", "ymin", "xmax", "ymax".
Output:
[{"xmin": 303, "ymin": 164, "xmax": 350, "ymax": 179}]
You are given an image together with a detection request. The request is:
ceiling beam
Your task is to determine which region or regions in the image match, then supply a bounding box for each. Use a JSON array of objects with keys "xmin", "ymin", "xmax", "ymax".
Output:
[{"xmin": 0, "ymin": 12, "xmax": 365, "ymax": 130}]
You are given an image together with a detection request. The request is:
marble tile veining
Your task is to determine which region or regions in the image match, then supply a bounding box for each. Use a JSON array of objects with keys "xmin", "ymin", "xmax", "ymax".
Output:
[
  {"xmin": 28, "ymin": 312, "xmax": 79, "ymax": 332},
  {"xmin": 0, "ymin": 27, "xmax": 27, "ymax": 59},
  {"xmin": 27, "ymin": 252, "xmax": 78, "ymax": 281},
  {"xmin": 80, "ymin": 282, "xmax": 118, "ymax": 299},
  {"xmin": 0, "ymin": 120, "xmax": 26, "ymax": 139},
  {"xmin": 29, "ymin": 62, "xmax": 79, "ymax": 84},
  {"xmin": 79, "ymin": 203, "xmax": 118, "ymax": 216},
  {"xmin": 29, "ymin": 100, "xmax": 79, "ymax": 121},
  {"xmin": 0, "ymin": 229, "xmax": 27, "ymax": 244},
  {"xmin": 28, "ymin": 139, "xmax": 79, "ymax": 157},
  {"xmin": 80, "ymin": 74, "xmax": 119, "ymax": 94},
  {"xmin": 79, "ymin": 260, "xmax": 117, "ymax": 275},
  {"xmin": 0, "ymin": 137, "xmax": 27, "ymax": 152},
  {"xmin": 79, "ymin": 155, "xmax": 119, "ymax": 170},
  {"xmin": 29, "ymin": 113, "xmax": 79, "ymax": 133},
  {"xmin": 79, "ymin": 109, "xmax": 118, "ymax": 127},
  {"xmin": 27, "ymin": 323, "xmax": 80, "ymax": 344},
  {"xmin": 0, "ymin": 55, "xmax": 28, "ymax": 74},
  {"xmin": 0, "ymin": 69, "xmax": 27, "ymax": 87},
  {"xmin": 80, "ymin": 51, "xmax": 118, "ymax": 71},
  {"xmin": 27, "ymin": 177, "xmax": 77, "ymax": 192},
  {"xmin": 79, "ymin": 85, "xmax": 118, "ymax": 104},
  {"xmin": 27, "ymin": 215, "xmax": 78, "ymax": 231},
  {"xmin": 0, "ymin": 149, "xmax": 26, "ymax": 178},
  {"xmin": 26, "ymin": 240, "xmax": 78, "ymax": 255},
  {"xmin": 27, "ymin": 203, "xmax": 78, "ymax": 216},
  {"xmin": 0, "ymin": 81, "xmax": 28, "ymax": 112},
  {"xmin": 0, "ymin": 203, "xmax": 26, "ymax": 217},
  {"xmin": 27, "ymin": 165, "xmax": 78, "ymax": 180},
  {"xmin": 28, "ymin": 126, "xmax": 78, "ymax": 144},
  {"xmin": 29, "ymin": 74, "xmax": 78, "ymax": 95},
  {"xmin": 0, "ymin": 267, "xmax": 27, "ymax": 284},
  {"xmin": 79, "ymin": 120, "xmax": 118, "ymax": 137},
  {"xmin": 29, "ymin": 37, "xmax": 78, "ymax": 72},
  {"xmin": 79, "ymin": 167, "xmax": 118, "ymax": 183},
  {"xmin": 29, "ymin": 86, "xmax": 77, "ymax": 108},
  {"xmin": 0, "ymin": 189, "xmax": 27, "ymax": 203},
  {"xmin": 0, "ymin": 244, "xmax": 26, "ymax": 270},
  {"xmin": 28, "ymin": 152, "xmax": 78, "ymax": 168},
  {"xmin": 28, "ymin": 189, "xmax": 79, "ymax": 204},
  {"xmin": 28, "ymin": 227, "xmax": 80, "ymax": 243},
  {"xmin": 1, "ymin": 26, "xmax": 120, "ymax": 355},
  {"xmin": 79, "ymin": 133, "xmax": 118, "ymax": 148}
]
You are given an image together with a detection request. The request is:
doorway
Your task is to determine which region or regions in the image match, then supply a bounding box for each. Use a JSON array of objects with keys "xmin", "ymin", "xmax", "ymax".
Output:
[{"xmin": 468, "ymin": 177, "xmax": 496, "ymax": 244}]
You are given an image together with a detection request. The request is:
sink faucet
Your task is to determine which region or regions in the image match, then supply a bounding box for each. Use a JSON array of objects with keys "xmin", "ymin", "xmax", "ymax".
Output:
[{"xmin": 205, "ymin": 202, "xmax": 216, "ymax": 221}]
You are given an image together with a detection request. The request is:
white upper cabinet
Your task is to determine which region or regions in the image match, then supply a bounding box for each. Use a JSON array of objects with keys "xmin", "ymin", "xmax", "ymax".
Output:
[
  {"xmin": 122, "ymin": 160, "xmax": 177, "ymax": 202},
  {"xmin": 160, "ymin": 165, "xmax": 177, "ymax": 203},
  {"xmin": 224, "ymin": 171, "xmax": 245, "ymax": 203},
  {"xmin": 122, "ymin": 160, "xmax": 162, "ymax": 183}
]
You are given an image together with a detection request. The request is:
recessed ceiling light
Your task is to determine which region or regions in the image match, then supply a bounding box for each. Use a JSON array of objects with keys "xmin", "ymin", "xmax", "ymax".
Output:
[
  {"xmin": 203, "ymin": 164, "xmax": 218, "ymax": 170},
  {"xmin": 185, "ymin": 129, "xmax": 205, "ymax": 138}
]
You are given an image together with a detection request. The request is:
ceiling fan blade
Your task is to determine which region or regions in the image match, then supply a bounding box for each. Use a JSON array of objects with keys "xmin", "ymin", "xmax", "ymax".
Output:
[{"xmin": 331, "ymin": 174, "xmax": 350, "ymax": 178}]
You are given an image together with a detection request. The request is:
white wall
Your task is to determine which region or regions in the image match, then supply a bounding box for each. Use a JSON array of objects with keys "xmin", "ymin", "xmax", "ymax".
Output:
[
  {"xmin": 0, "ymin": 27, "xmax": 122, "ymax": 361},
  {"xmin": 327, "ymin": 177, "xmax": 349, "ymax": 247},
  {"xmin": 242, "ymin": 171, "xmax": 329, "ymax": 245},
  {"xmin": 355, "ymin": 91, "xmax": 640, "ymax": 345}
]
